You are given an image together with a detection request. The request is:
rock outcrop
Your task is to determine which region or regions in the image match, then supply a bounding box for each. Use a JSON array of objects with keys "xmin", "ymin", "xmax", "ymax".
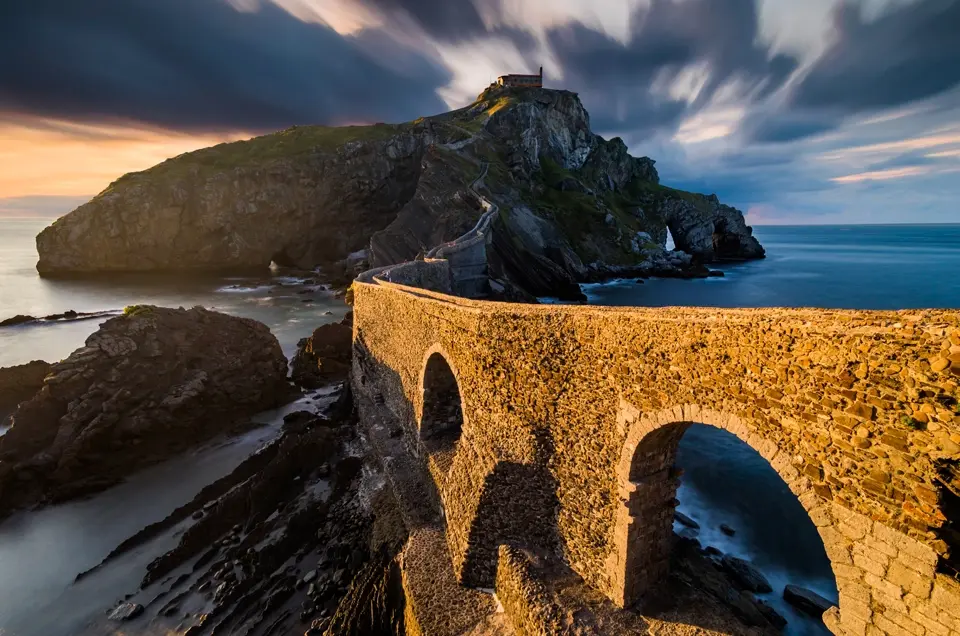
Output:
[
  {"xmin": 37, "ymin": 126, "xmax": 425, "ymax": 274},
  {"xmin": 291, "ymin": 313, "xmax": 354, "ymax": 389},
  {"xmin": 783, "ymin": 584, "xmax": 835, "ymax": 618},
  {"xmin": 658, "ymin": 194, "xmax": 765, "ymax": 261},
  {"xmin": 37, "ymin": 86, "xmax": 764, "ymax": 297},
  {"xmin": 0, "ymin": 306, "xmax": 293, "ymax": 517},
  {"xmin": 719, "ymin": 555, "xmax": 773, "ymax": 594},
  {"xmin": 75, "ymin": 385, "xmax": 406, "ymax": 636},
  {"xmin": 0, "ymin": 360, "xmax": 51, "ymax": 422}
]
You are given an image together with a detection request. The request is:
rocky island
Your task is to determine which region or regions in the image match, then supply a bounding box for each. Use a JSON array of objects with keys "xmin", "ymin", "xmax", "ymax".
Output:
[
  {"xmin": 8, "ymin": 82, "xmax": 956, "ymax": 636},
  {"xmin": 35, "ymin": 85, "xmax": 764, "ymax": 300}
]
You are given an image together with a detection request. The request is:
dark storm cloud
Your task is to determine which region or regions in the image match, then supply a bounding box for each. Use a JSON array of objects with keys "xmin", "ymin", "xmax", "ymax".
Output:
[
  {"xmin": 0, "ymin": 0, "xmax": 451, "ymax": 132},
  {"xmin": 359, "ymin": 0, "xmax": 489, "ymax": 39},
  {"xmin": 356, "ymin": 0, "xmax": 536, "ymax": 52},
  {"xmin": 794, "ymin": 0, "xmax": 960, "ymax": 111},
  {"xmin": 746, "ymin": 111, "xmax": 842, "ymax": 144},
  {"xmin": 749, "ymin": 0, "xmax": 960, "ymax": 143},
  {"xmin": 544, "ymin": 0, "xmax": 798, "ymax": 136}
]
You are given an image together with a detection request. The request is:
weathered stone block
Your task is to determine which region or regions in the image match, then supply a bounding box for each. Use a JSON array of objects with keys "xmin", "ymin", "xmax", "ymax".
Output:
[
  {"xmin": 883, "ymin": 609, "xmax": 928, "ymax": 636},
  {"xmin": 887, "ymin": 562, "xmax": 933, "ymax": 599},
  {"xmin": 854, "ymin": 551, "xmax": 888, "ymax": 578}
]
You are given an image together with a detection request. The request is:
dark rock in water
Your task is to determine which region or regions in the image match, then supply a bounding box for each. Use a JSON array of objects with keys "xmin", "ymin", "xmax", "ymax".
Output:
[
  {"xmin": 703, "ymin": 546, "xmax": 722, "ymax": 557},
  {"xmin": 0, "ymin": 360, "xmax": 51, "ymax": 421},
  {"xmin": 291, "ymin": 315, "xmax": 353, "ymax": 389},
  {"xmin": 720, "ymin": 555, "xmax": 773, "ymax": 594},
  {"xmin": 108, "ymin": 602, "xmax": 144, "ymax": 621},
  {"xmin": 720, "ymin": 523, "xmax": 736, "ymax": 536},
  {"xmin": 678, "ymin": 528, "xmax": 699, "ymax": 542},
  {"xmin": 42, "ymin": 309, "xmax": 78, "ymax": 320},
  {"xmin": 0, "ymin": 315, "xmax": 35, "ymax": 327},
  {"xmin": 784, "ymin": 584, "xmax": 835, "ymax": 618},
  {"xmin": 674, "ymin": 511, "xmax": 700, "ymax": 530},
  {"xmin": 670, "ymin": 536, "xmax": 785, "ymax": 631},
  {"xmin": 755, "ymin": 598, "xmax": 787, "ymax": 629},
  {"xmin": 0, "ymin": 306, "xmax": 293, "ymax": 519}
]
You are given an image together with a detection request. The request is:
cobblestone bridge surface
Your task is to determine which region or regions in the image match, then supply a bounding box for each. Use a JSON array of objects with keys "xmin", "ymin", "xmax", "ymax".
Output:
[{"xmin": 351, "ymin": 261, "xmax": 960, "ymax": 636}]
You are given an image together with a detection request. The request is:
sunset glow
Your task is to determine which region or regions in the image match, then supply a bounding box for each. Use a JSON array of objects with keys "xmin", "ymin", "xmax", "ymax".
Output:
[{"xmin": 0, "ymin": 117, "xmax": 251, "ymax": 198}]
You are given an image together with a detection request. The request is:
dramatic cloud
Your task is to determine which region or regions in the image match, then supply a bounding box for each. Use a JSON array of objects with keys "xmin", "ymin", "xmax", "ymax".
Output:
[
  {"xmin": 545, "ymin": 0, "xmax": 798, "ymax": 134},
  {"xmin": 0, "ymin": 0, "xmax": 451, "ymax": 132},
  {"xmin": 2, "ymin": 0, "xmax": 959, "ymax": 222},
  {"xmin": 747, "ymin": 0, "xmax": 960, "ymax": 143},
  {"xmin": 793, "ymin": 0, "xmax": 960, "ymax": 113},
  {"xmin": 358, "ymin": 0, "xmax": 489, "ymax": 39},
  {"xmin": 0, "ymin": 116, "xmax": 246, "ymax": 197}
]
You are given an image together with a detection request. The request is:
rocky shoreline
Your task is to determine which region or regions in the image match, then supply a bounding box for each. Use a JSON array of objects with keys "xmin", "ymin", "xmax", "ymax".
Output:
[
  {"xmin": 33, "ymin": 86, "xmax": 764, "ymax": 303},
  {"xmin": 0, "ymin": 305, "xmax": 294, "ymax": 519}
]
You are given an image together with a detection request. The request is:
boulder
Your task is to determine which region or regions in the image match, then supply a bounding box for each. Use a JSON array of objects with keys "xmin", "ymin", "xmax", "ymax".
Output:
[
  {"xmin": 0, "ymin": 360, "xmax": 51, "ymax": 421},
  {"xmin": 108, "ymin": 603, "xmax": 144, "ymax": 621},
  {"xmin": 0, "ymin": 315, "xmax": 35, "ymax": 327},
  {"xmin": 291, "ymin": 314, "xmax": 354, "ymax": 389},
  {"xmin": 754, "ymin": 597, "xmax": 787, "ymax": 629},
  {"xmin": 0, "ymin": 306, "xmax": 293, "ymax": 518},
  {"xmin": 674, "ymin": 511, "xmax": 700, "ymax": 530},
  {"xmin": 720, "ymin": 555, "xmax": 773, "ymax": 594},
  {"xmin": 783, "ymin": 584, "xmax": 835, "ymax": 618}
]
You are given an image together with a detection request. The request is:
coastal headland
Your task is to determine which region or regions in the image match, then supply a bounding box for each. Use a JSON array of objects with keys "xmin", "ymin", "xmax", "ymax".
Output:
[{"xmin": 0, "ymin": 83, "xmax": 956, "ymax": 636}]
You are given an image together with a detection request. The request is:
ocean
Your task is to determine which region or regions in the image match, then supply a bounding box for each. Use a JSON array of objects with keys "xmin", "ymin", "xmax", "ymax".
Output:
[
  {"xmin": 584, "ymin": 224, "xmax": 960, "ymax": 309},
  {"xmin": 1, "ymin": 220, "xmax": 958, "ymax": 635},
  {"xmin": 0, "ymin": 217, "xmax": 349, "ymax": 368}
]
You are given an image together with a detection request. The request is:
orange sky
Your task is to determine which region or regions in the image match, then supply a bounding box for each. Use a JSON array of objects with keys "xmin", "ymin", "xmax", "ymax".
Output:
[{"xmin": 0, "ymin": 116, "xmax": 250, "ymax": 198}]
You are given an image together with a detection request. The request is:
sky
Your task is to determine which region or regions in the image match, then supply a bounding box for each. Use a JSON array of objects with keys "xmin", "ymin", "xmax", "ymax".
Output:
[{"xmin": 1, "ymin": 0, "xmax": 959, "ymax": 224}]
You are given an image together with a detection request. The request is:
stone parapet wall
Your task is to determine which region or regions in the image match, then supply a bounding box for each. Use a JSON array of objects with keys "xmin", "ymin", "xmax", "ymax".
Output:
[
  {"xmin": 352, "ymin": 278, "xmax": 960, "ymax": 636},
  {"xmin": 425, "ymin": 199, "xmax": 495, "ymax": 298}
]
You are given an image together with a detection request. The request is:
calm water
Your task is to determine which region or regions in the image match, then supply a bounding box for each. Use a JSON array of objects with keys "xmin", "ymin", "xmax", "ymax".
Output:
[
  {"xmin": 586, "ymin": 224, "xmax": 960, "ymax": 309},
  {"xmin": 1, "ymin": 220, "xmax": 956, "ymax": 634},
  {"xmin": 0, "ymin": 218, "xmax": 349, "ymax": 368}
]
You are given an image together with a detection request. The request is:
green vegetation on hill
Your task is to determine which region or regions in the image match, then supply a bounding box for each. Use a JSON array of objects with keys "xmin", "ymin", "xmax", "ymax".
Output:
[
  {"xmin": 103, "ymin": 122, "xmax": 409, "ymax": 193},
  {"xmin": 527, "ymin": 156, "xmax": 662, "ymax": 264}
]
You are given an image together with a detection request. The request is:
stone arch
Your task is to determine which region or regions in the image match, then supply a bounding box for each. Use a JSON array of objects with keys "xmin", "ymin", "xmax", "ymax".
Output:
[
  {"xmin": 606, "ymin": 404, "xmax": 837, "ymax": 613},
  {"xmin": 418, "ymin": 346, "xmax": 466, "ymax": 474}
]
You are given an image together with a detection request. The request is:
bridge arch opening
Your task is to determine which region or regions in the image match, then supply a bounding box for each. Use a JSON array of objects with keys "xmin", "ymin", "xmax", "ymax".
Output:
[
  {"xmin": 420, "ymin": 351, "xmax": 464, "ymax": 468},
  {"xmin": 612, "ymin": 412, "xmax": 839, "ymax": 631}
]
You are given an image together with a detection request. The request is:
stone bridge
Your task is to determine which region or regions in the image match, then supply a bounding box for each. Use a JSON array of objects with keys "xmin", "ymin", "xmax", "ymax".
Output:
[{"xmin": 350, "ymin": 260, "xmax": 960, "ymax": 636}]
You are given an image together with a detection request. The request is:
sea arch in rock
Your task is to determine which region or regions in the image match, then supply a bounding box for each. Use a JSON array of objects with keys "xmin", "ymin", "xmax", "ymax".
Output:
[{"xmin": 351, "ymin": 263, "xmax": 960, "ymax": 636}]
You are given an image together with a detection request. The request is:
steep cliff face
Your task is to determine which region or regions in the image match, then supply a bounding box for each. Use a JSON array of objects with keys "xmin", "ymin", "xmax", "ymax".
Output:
[
  {"xmin": 36, "ymin": 86, "xmax": 763, "ymax": 290},
  {"xmin": 37, "ymin": 125, "xmax": 426, "ymax": 274}
]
